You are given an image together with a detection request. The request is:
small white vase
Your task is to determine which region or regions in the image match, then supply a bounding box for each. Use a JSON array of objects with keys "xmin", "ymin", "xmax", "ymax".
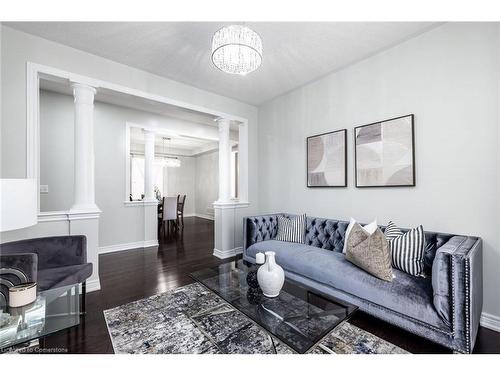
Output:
[{"xmin": 257, "ymin": 251, "xmax": 285, "ymax": 297}]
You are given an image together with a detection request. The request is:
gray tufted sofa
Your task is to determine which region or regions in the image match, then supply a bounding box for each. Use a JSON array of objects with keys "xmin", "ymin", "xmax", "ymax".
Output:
[{"xmin": 242, "ymin": 213, "xmax": 483, "ymax": 353}]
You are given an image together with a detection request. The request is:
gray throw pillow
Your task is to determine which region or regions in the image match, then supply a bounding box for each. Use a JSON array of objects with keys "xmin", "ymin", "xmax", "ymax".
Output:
[{"xmin": 345, "ymin": 223, "xmax": 393, "ymax": 282}]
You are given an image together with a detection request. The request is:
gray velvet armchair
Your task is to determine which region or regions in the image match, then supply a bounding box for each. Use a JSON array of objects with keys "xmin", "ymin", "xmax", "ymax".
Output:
[{"xmin": 0, "ymin": 235, "xmax": 92, "ymax": 312}]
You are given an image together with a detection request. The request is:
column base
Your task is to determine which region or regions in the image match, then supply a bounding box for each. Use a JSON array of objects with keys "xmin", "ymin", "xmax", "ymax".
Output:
[
  {"xmin": 69, "ymin": 203, "xmax": 101, "ymax": 214},
  {"xmin": 213, "ymin": 200, "xmax": 250, "ymax": 209},
  {"xmin": 213, "ymin": 247, "xmax": 243, "ymax": 259},
  {"xmin": 213, "ymin": 203, "xmax": 235, "ymax": 259},
  {"xmin": 68, "ymin": 211, "xmax": 100, "ymax": 293}
]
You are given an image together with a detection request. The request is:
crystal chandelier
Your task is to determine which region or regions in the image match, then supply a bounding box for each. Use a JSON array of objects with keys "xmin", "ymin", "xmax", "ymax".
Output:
[{"xmin": 211, "ymin": 25, "xmax": 263, "ymax": 75}]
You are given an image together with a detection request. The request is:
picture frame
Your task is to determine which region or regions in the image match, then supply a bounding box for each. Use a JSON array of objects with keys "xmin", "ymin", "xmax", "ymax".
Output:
[
  {"xmin": 307, "ymin": 129, "xmax": 347, "ymax": 187},
  {"xmin": 354, "ymin": 114, "xmax": 415, "ymax": 188}
]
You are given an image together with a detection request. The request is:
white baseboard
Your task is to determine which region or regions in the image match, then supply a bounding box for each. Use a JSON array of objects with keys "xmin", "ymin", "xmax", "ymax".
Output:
[
  {"xmin": 99, "ymin": 240, "xmax": 159, "ymax": 254},
  {"xmin": 480, "ymin": 312, "xmax": 500, "ymax": 332},
  {"xmin": 195, "ymin": 213, "xmax": 214, "ymax": 221},
  {"xmin": 213, "ymin": 246, "xmax": 243, "ymax": 259},
  {"xmin": 86, "ymin": 278, "xmax": 101, "ymax": 293}
]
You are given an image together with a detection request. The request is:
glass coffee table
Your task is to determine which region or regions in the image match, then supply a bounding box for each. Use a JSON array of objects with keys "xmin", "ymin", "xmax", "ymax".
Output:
[
  {"xmin": 190, "ymin": 260, "xmax": 358, "ymax": 353},
  {"xmin": 0, "ymin": 284, "xmax": 81, "ymax": 352}
]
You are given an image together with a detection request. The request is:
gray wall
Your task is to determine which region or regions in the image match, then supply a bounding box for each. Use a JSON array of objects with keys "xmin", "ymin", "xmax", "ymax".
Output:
[
  {"xmin": 194, "ymin": 150, "xmax": 219, "ymax": 218},
  {"xmin": 39, "ymin": 91, "xmax": 74, "ymax": 211},
  {"xmin": 258, "ymin": 23, "xmax": 500, "ymax": 318}
]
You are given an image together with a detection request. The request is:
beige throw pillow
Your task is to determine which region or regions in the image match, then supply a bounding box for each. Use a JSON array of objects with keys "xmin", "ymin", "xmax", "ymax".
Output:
[
  {"xmin": 345, "ymin": 223, "xmax": 393, "ymax": 282},
  {"xmin": 342, "ymin": 217, "xmax": 378, "ymax": 253}
]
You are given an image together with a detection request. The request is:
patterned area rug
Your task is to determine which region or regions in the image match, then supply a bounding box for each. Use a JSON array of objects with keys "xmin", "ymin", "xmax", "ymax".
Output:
[{"xmin": 104, "ymin": 283, "xmax": 407, "ymax": 354}]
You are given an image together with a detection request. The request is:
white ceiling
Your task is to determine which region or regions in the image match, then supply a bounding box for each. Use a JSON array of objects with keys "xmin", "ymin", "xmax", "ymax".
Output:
[{"xmin": 8, "ymin": 22, "xmax": 439, "ymax": 105}]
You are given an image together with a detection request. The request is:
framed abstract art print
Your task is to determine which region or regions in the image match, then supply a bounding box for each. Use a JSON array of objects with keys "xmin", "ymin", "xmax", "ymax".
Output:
[
  {"xmin": 307, "ymin": 129, "xmax": 347, "ymax": 187},
  {"xmin": 354, "ymin": 114, "xmax": 415, "ymax": 187}
]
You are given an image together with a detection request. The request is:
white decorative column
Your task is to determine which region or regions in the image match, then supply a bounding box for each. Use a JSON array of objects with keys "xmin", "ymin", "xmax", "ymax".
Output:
[
  {"xmin": 217, "ymin": 118, "xmax": 232, "ymax": 203},
  {"xmin": 68, "ymin": 82, "xmax": 101, "ymax": 293},
  {"xmin": 70, "ymin": 83, "xmax": 99, "ymax": 213},
  {"xmin": 213, "ymin": 118, "xmax": 241, "ymax": 259},
  {"xmin": 142, "ymin": 129, "xmax": 159, "ymax": 246},
  {"xmin": 143, "ymin": 130, "xmax": 156, "ymax": 202}
]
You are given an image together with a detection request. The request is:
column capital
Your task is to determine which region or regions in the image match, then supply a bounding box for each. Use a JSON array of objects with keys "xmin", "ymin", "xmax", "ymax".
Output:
[
  {"xmin": 215, "ymin": 117, "xmax": 231, "ymax": 126},
  {"xmin": 71, "ymin": 82, "xmax": 97, "ymax": 106},
  {"xmin": 70, "ymin": 81, "xmax": 97, "ymax": 94},
  {"xmin": 143, "ymin": 129, "xmax": 156, "ymax": 137}
]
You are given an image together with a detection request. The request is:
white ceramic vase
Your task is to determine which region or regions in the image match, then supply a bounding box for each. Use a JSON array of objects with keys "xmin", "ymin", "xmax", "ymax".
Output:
[{"xmin": 257, "ymin": 251, "xmax": 285, "ymax": 297}]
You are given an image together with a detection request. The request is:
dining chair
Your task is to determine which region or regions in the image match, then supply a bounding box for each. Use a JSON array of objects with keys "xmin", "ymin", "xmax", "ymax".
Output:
[
  {"xmin": 177, "ymin": 194, "xmax": 186, "ymax": 227},
  {"xmin": 162, "ymin": 196, "xmax": 179, "ymax": 236}
]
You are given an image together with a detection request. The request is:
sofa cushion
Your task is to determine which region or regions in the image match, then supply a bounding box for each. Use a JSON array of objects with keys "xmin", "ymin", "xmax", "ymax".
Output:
[
  {"xmin": 37, "ymin": 263, "xmax": 93, "ymax": 291},
  {"xmin": 246, "ymin": 240, "xmax": 449, "ymax": 330}
]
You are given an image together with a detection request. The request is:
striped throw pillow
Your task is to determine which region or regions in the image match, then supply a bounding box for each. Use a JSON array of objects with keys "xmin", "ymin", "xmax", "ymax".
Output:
[
  {"xmin": 275, "ymin": 214, "xmax": 306, "ymax": 244},
  {"xmin": 385, "ymin": 221, "xmax": 426, "ymax": 277}
]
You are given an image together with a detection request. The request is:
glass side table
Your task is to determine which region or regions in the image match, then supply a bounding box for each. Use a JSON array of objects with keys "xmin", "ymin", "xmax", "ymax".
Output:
[{"xmin": 0, "ymin": 283, "xmax": 80, "ymax": 352}]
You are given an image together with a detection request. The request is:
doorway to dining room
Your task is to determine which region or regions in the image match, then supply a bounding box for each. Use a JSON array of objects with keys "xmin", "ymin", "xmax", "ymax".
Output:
[
  {"xmin": 126, "ymin": 122, "xmax": 240, "ymax": 237},
  {"xmin": 27, "ymin": 63, "xmax": 251, "ymax": 291}
]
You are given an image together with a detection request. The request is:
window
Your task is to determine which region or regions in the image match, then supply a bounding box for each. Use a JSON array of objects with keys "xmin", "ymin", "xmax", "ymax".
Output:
[
  {"xmin": 130, "ymin": 155, "xmax": 144, "ymax": 200},
  {"xmin": 129, "ymin": 154, "xmax": 164, "ymax": 200}
]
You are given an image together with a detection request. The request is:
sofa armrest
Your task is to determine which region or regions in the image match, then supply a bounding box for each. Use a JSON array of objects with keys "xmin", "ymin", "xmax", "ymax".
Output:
[
  {"xmin": 462, "ymin": 237, "xmax": 482, "ymax": 352},
  {"xmin": 0, "ymin": 236, "xmax": 87, "ymax": 270},
  {"xmin": 243, "ymin": 214, "xmax": 284, "ymax": 251},
  {"xmin": 432, "ymin": 235, "xmax": 482, "ymax": 353}
]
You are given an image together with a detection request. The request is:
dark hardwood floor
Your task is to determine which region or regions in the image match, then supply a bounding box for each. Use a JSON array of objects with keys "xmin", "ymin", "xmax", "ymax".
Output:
[{"xmin": 42, "ymin": 217, "xmax": 500, "ymax": 354}]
